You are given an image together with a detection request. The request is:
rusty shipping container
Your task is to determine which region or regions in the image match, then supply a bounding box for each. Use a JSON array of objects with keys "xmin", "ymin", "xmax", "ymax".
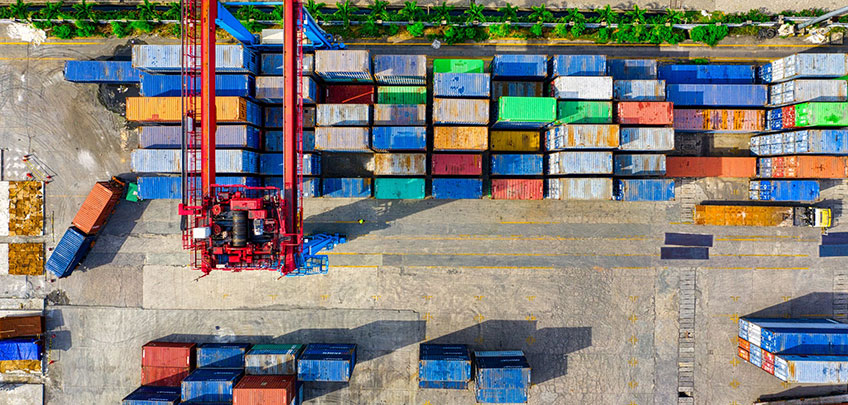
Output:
[
  {"xmin": 546, "ymin": 178, "xmax": 613, "ymax": 200},
  {"xmin": 666, "ymin": 157, "xmax": 756, "ymax": 178},
  {"xmin": 431, "ymin": 154, "xmax": 483, "ymax": 175},
  {"xmin": 545, "ymin": 125, "xmax": 620, "ymax": 150},
  {"xmin": 694, "ymin": 205, "xmax": 795, "ymax": 226},
  {"xmin": 490, "ymin": 131, "xmax": 540, "ymax": 152},
  {"xmin": 142, "ymin": 342, "xmax": 196, "ymax": 368},
  {"xmin": 491, "ymin": 179, "xmax": 544, "ymax": 200},
  {"xmin": 433, "ymin": 127, "xmax": 488, "ymax": 151},
  {"xmin": 126, "ymin": 97, "xmax": 260, "ymax": 125},
  {"xmin": 373, "ymin": 104, "xmax": 426, "ymax": 126},
  {"xmin": 233, "ymin": 375, "xmax": 295, "ymax": 405},
  {"xmin": 616, "ymin": 102, "xmax": 674, "ymax": 125},
  {"xmin": 316, "ymin": 104, "xmax": 371, "ymax": 126},
  {"xmin": 72, "ymin": 181, "xmax": 124, "ymax": 235},
  {"xmin": 314, "ymin": 127, "xmax": 371, "ymax": 151},
  {"xmin": 432, "ymin": 98, "xmax": 489, "ymax": 125},
  {"xmin": 374, "ymin": 153, "xmax": 427, "ymax": 176},
  {"xmin": 0, "ymin": 316, "xmax": 43, "ymax": 339},
  {"xmin": 673, "ymin": 109, "xmax": 765, "ymax": 132},
  {"xmin": 757, "ymin": 156, "xmax": 848, "ymax": 179}
]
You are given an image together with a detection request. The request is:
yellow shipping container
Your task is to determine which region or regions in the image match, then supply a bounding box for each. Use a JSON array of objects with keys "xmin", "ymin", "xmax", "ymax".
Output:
[
  {"xmin": 434, "ymin": 127, "xmax": 488, "ymax": 151},
  {"xmin": 126, "ymin": 97, "xmax": 250, "ymax": 122},
  {"xmin": 490, "ymin": 131, "xmax": 540, "ymax": 152},
  {"xmin": 0, "ymin": 360, "xmax": 41, "ymax": 373},
  {"xmin": 693, "ymin": 205, "xmax": 794, "ymax": 226}
]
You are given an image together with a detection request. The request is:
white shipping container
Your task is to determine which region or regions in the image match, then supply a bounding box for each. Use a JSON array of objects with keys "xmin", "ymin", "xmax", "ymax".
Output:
[
  {"xmin": 770, "ymin": 79, "xmax": 848, "ymax": 106},
  {"xmin": 315, "ymin": 50, "xmax": 373, "ymax": 82},
  {"xmin": 550, "ymin": 76, "xmax": 613, "ymax": 100},
  {"xmin": 545, "ymin": 124, "xmax": 620, "ymax": 150},
  {"xmin": 131, "ymin": 149, "xmax": 258, "ymax": 173},
  {"xmin": 314, "ymin": 127, "xmax": 371, "ymax": 151},
  {"xmin": 546, "ymin": 178, "xmax": 613, "ymax": 200},
  {"xmin": 547, "ymin": 151, "xmax": 613, "ymax": 175},
  {"xmin": 618, "ymin": 127, "xmax": 675, "ymax": 151},
  {"xmin": 432, "ymin": 98, "xmax": 489, "ymax": 125},
  {"xmin": 132, "ymin": 44, "xmax": 256, "ymax": 73},
  {"xmin": 316, "ymin": 104, "xmax": 371, "ymax": 126},
  {"xmin": 373, "ymin": 153, "xmax": 427, "ymax": 175}
]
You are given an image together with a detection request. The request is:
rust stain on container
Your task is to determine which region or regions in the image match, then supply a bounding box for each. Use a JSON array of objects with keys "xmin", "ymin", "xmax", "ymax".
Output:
[
  {"xmin": 373, "ymin": 153, "xmax": 427, "ymax": 175},
  {"xmin": 126, "ymin": 97, "xmax": 250, "ymax": 122},
  {"xmin": 434, "ymin": 127, "xmax": 488, "ymax": 151},
  {"xmin": 490, "ymin": 131, "xmax": 540, "ymax": 151},
  {"xmin": 72, "ymin": 181, "xmax": 124, "ymax": 235},
  {"xmin": 616, "ymin": 102, "xmax": 674, "ymax": 125},
  {"xmin": 694, "ymin": 205, "xmax": 795, "ymax": 226}
]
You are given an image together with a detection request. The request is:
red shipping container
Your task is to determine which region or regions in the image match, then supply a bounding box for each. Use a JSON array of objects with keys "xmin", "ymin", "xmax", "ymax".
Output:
[
  {"xmin": 233, "ymin": 375, "xmax": 295, "ymax": 405},
  {"xmin": 782, "ymin": 105, "xmax": 795, "ymax": 130},
  {"xmin": 665, "ymin": 157, "xmax": 756, "ymax": 178},
  {"xmin": 72, "ymin": 180, "xmax": 124, "ymax": 235},
  {"xmin": 324, "ymin": 85, "xmax": 375, "ymax": 104},
  {"xmin": 491, "ymin": 179, "xmax": 543, "ymax": 200},
  {"xmin": 737, "ymin": 337, "xmax": 749, "ymax": 352},
  {"xmin": 737, "ymin": 347, "xmax": 749, "ymax": 361},
  {"xmin": 779, "ymin": 155, "xmax": 846, "ymax": 179},
  {"xmin": 762, "ymin": 360, "xmax": 775, "ymax": 374},
  {"xmin": 431, "ymin": 154, "xmax": 483, "ymax": 175},
  {"xmin": 762, "ymin": 349, "xmax": 774, "ymax": 365},
  {"xmin": 142, "ymin": 341, "xmax": 196, "ymax": 368},
  {"xmin": 141, "ymin": 366, "xmax": 191, "ymax": 387},
  {"xmin": 0, "ymin": 315, "xmax": 43, "ymax": 339},
  {"xmin": 616, "ymin": 102, "xmax": 674, "ymax": 125}
]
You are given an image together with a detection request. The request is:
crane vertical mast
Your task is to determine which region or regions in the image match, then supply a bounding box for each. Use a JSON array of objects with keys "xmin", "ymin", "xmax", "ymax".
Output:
[
  {"xmin": 283, "ymin": 0, "xmax": 304, "ymax": 269},
  {"xmin": 200, "ymin": 0, "xmax": 217, "ymax": 194}
]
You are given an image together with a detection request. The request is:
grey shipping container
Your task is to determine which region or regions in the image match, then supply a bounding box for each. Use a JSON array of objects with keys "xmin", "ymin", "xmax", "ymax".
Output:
[
  {"xmin": 132, "ymin": 44, "xmax": 257, "ymax": 73},
  {"xmin": 131, "ymin": 149, "xmax": 258, "ymax": 173},
  {"xmin": 315, "ymin": 50, "xmax": 373, "ymax": 82},
  {"xmin": 613, "ymin": 154, "xmax": 667, "ymax": 176},
  {"xmin": 546, "ymin": 178, "xmax": 613, "ymax": 200},
  {"xmin": 618, "ymin": 127, "xmax": 675, "ymax": 151},
  {"xmin": 314, "ymin": 127, "xmax": 371, "ymax": 151},
  {"xmin": 432, "ymin": 98, "xmax": 489, "ymax": 125},
  {"xmin": 433, "ymin": 73, "xmax": 491, "ymax": 98},
  {"xmin": 491, "ymin": 82, "xmax": 544, "ymax": 99},
  {"xmin": 547, "ymin": 151, "xmax": 613, "ymax": 175},
  {"xmin": 373, "ymin": 104, "xmax": 426, "ymax": 126},
  {"xmin": 317, "ymin": 104, "xmax": 371, "ymax": 126},
  {"xmin": 550, "ymin": 76, "xmax": 613, "ymax": 100},
  {"xmin": 769, "ymin": 80, "xmax": 848, "ymax": 106},
  {"xmin": 373, "ymin": 55, "xmax": 427, "ymax": 85},
  {"xmin": 613, "ymin": 80, "xmax": 666, "ymax": 101}
]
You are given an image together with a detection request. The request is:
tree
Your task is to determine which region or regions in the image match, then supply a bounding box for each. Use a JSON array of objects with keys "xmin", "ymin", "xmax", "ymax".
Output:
[
  {"xmin": 593, "ymin": 5, "xmax": 617, "ymax": 25},
  {"xmin": 554, "ymin": 23, "xmax": 568, "ymax": 37},
  {"xmin": 432, "ymin": 2, "xmax": 453, "ymax": 24},
  {"xmin": 74, "ymin": 19, "xmax": 97, "ymax": 36},
  {"xmin": 528, "ymin": 4, "xmax": 552, "ymax": 22},
  {"xmin": 111, "ymin": 21, "xmax": 131, "ymax": 37},
  {"xmin": 488, "ymin": 23, "xmax": 511, "ymax": 37},
  {"xmin": 566, "ymin": 8, "xmax": 586, "ymax": 37},
  {"xmin": 398, "ymin": 1, "xmax": 421, "ymax": 22},
  {"xmin": 464, "ymin": 1, "xmax": 485, "ymax": 24},
  {"xmin": 306, "ymin": 0, "xmax": 327, "ymax": 21},
  {"xmin": 271, "ymin": 5, "xmax": 285, "ymax": 21},
  {"xmin": 10, "ymin": 0, "xmax": 30, "ymax": 20},
  {"xmin": 528, "ymin": 21, "xmax": 544, "ymax": 37},
  {"xmin": 163, "ymin": 2, "xmax": 181, "ymax": 20},
  {"xmin": 71, "ymin": 0, "xmax": 94, "ymax": 21},
  {"xmin": 689, "ymin": 24, "xmax": 728, "ymax": 46},
  {"xmin": 333, "ymin": 0, "xmax": 359, "ymax": 28},
  {"xmin": 665, "ymin": 8, "xmax": 684, "ymax": 24},
  {"xmin": 360, "ymin": 16, "xmax": 380, "ymax": 36},
  {"xmin": 407, "ymin": 21, "xmax": 424, "ymax": 36},
  {"xmin": 53, "ymin": 24, "xmax": 74, "ymax": 38},
  {"xmin": 442, "ymin": 25, "xmax": 464, "ymax": 44},
  {"xmin": 497, "ymin": 3, "xmax": 517, "ymax": 22},
  {"xmin": 624, "ymin": 4, "xmax": 645, "ymax": 24},
  {"xmin": 369, "ymin": 0, "xmax": 389, "ymax": 21}
]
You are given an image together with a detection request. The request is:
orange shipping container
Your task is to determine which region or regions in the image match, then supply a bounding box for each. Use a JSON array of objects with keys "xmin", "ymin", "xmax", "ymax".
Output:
[
  {"xmin": 766, "ymin": 155, "xmax": 848, "ymax": 179},
  {"xmin": 0, "ymin": 316, "xmax": 43, "ymax": 339},
  {"xmin": 738, "ymin": 337, "xmax": 750, "ymax": 352},
  {"xmin": 233, "ymin": 375, "xmax": 295, "ymax": 405},
  {"xmin": 72, "ymin": 181, "xmax": 124, "ymax": 235},
  {"xmin": 616, "ymin": 102, "xmax": 674, "ymax": 125},
  {"xmin": 738, "ymin": 347, "xmax": 749, "ymax": 362},
  {"xmin": 141, "ymin": 366, "xmax": 191, "ymax": 387},
  {"xmin": 433, "ymin": 127, "xmax": 488, "ymax": 151},
  {"xmin": 126, "ymin": 97, "xmax": 257, "ymax": 123},
  {"xmin": 694, "ymin": 205, "xmax": 795, "ymax": 226},
  {"xmin": 666, "ymin": 157, "xmax": 756, "ymax": 178}
]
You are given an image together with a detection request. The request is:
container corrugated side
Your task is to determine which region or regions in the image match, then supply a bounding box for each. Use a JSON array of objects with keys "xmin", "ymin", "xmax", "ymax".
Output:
[
  {"xmin": 433, "ymin": 127, "xmax": 488, "ymax": 151},
  {"xmin": 315, "ymin": 50, "xmax": 372, "ymax": 82},
  {"xmin": 433, "ymin": 59, "xmax": 485, "ymax": 73},
  {"xmin": 45, "ymin": 227, "xmax": 93, "ymax": 278},
  {"xmin": 433, "ymin": 73, "xmax": 491, "ymax": 98},
  {"xmin": 122, "ymin": 386, "xmax": 181, "ymax": 405},
  {"xmin": 613, "ymin": 80, "xmax": 666, "ymax": 101},
  {"xmin": 265, "ymin": 130, "xmax": 315, "ymax": 152},
  {"xmin": 126, "ymin": 97, "xmax": 261, "ymax": 125},
  {"xmin": 371, "ymin": 127, "xmax": 427, "ymax": 151},
  {"xmin": 666, "ymin": 84, "xmax": 768, "ymax": 107},
  {"xmin": 140, "ymin": 73, "xmax": 253, "ymax": 97},
  {"xmin": 614, "ymin": 179, "xmax": 674, "ymax": 201},
  {"xmin": 493, "ymin": 97, "xmax": 556, "ymax": 129},
  {"xmin": 793, "ymin": 102, "xmax": 848, "ymax": 127},
  {"xmin": 322, "ymin": 178, "xmax": 372, "ymax": 198},
  {"xmin": 138, "ymin": 176, "xmax": 259, "ymax": 199},
  {"xmin": 550, "ymin": 55, "xmax": 607, "ymax": 77},
  {"xmin": 245, "ymin": 344, "xmax": 304, "ymax": 375},
  {"xmin": 613, "ymin": 154, "xmax": 666, "ymax": 176},
  {"xmin": 607, "ymin": 59, "xmax": 657, "ymax": 80},
  {"xmin": 550, "ymin": 76, "xmax": 613, "ymax": 100},
  {"xmin": 374, "ymin": 178, "xmax": 425, "ymax": 199},
  {"xmin": 554, "ymin": 101, "xmax": 613, "ymax": 125},
  {"xmin": 491, "ymin": 179, "xmax": 543, "ymax": 200},
  {"xmin": 132, "ymin": 44, "xmax": 257, "ymax": 73},
  {"xmin": 316, "ymin": 104, "xmax": 371, "ymax": 126},
  {"xmin": 261, "ymin": 53, "xmax": 313, "ymax": 75},
  {"xmin": 546, "ymin": 178, "xmax": 613, "ymax": 200},
  {"xmin": 491, "ymin": 82, "xmax": 544, "ymax": 100},
  {"xmin": 762, "ymin": 53, "xmax": 848, "ymax": 83},
  {"xmin": 750, "ymin": 130, "xmax": 848, "ymax": 156},
  {"xmin": 374, "ymin": 153, "xmax": 426, "ymax": 175},
  {"xmin": 666, "ymin": 157, "xmax": 756, "ymax": 178},
  {"xmin": 749, "ymin": 180, "xmax": 820, "ymax": 201},
  {"xmin": 769, "ymin": 80, "xmax": 848, "ymax": 106},
  {"xmin": 256, "ymin": 76, "xmax": 317, "ymax": 104},
  {"xmin": 324, "ymin": 85, "xmax": 374, "ymax": 104},
  {"xmin": 139, "ymin": 125, "xmax": 260, "ymax": 149},
  {"xmin": 297, "ymin": 344, "xmax": 357, "ymax": 382},
  {"xmin": 432, "ymin": 99, "xmax": 489, "ymax": 125},
  {"xmin": 545, "ymin": 125, "xmax": 620, "ymax": 150},
  {"xmin": 616, "ymin": 102, "xmax": 674, "ymax": 125},
  {"xmin": 373, "ymin": 105, "xmax": 426, "ymax": 126},
  {"xmin": 431, "ymin": 154, "xmax": 483, "ymax": 175},
  {"xmin": 131, "ymin": 149, "xmax": 259, "ymax": 173},
  {"xmin": 64, "ymin": 60, "xmax": 141, "ymax": 83},
  {"xmin": 490, "ymin": 131, "xmax": 540, "ymax": 152},
  {"xmin": 673, "ymin": 109, "xmax": 765, "ymax": 133},
  {"xmin": 377, "ymin": 86, "xmax": 427, "ymax": 104},
  {"xmin": 72, "ymin": 181, "xmax": 123, "ymax": 235},
  {"xmin": 260, "ymin": 153, "xmax": 320, "ymax": 176},
  {"xmin": 180, "ymin": 368, "xmax": 242, "ymax": 402},
  {"xmin": 197, "ymin": 343, "xmax": 250, "ymax": 369},
  {"xmin": 476, "ymin": 388, "xmax": 528, "ymax": 403},
  {"xmin": 419, "ymin": 344, "xmax": 472, "ymax": 386},
  {"xmin": 491, "ymin": 154, "xmax": 544, "ymax": 176},
  {"xmin": 142, "ymin": 366, "xmax": 190, "ymax": 387},
  {"xmin": 314, "ymin": 127, "xmax": 370, "ymax": 152},
  {"xmin": 492, "ymin": 54, "xmax": 547, "ymax": 79},
  {"xmin": 756, "ymin": 156, "xmax": 847, "ymax": 179},
  {"xmin": 431, "ymin": 178, "xmax": 483, "ymax": 199},
  {"xmin": 776, "ymin": 355, "xmax": 848, "ymax": 383},
  {"xmin": 263, "ymin": 177, "xmax": 319, "ymax": 197},
  {"xmin": 547, "ymin": 151, "xmax": 613, "ymax": 175},
  {"xmin": 142, "ymin": 342, "xmax": 196, "ymax": 368},
  {"xmin": 373, "ymin": 55, "xmax": 427, "ymax": 85},
  {"xmin": 619, "ymin": 127, "xmax": 675, "ymax": 151},
  {"xmin": 232, "ymin": 375, "xmax": 295, "ymax": 405},
  {"xmin": 658, "ymin": 65, "xmax": 756, "ymax": 84}
]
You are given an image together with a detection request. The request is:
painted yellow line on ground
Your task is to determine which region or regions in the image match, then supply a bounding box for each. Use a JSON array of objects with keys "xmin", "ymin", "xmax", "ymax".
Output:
[
  {"xmin": 612, "ymin": 266, "xmax": 653, "ymax": 270},
  {"xmin": 713, "ymin": 253, "xmax": 809, "ymax": 257},
  {"xmin": 716, "ymin": 238, "xmax": 816, "ymax": 242},
  {"xmin": 717, "ymin": 234, "xmax": 806, "ymax": 239},
  {"xmin": 668, "ymin": 221, "xmax": 694, "ymax": 225},
  {"xmin": 703, "ymin": 266, "xmax": 810, "ymax": 270},
  {"xmin": 327, "ymin": 251, "xmax": 659, "ymax": 257},
  {"xmin": 356, "ymin": 234, "xmax": 656, "ymax": 241},
  {"xmin": 405, "ymin": 265, "xmax": 557, "ymax": 270}
]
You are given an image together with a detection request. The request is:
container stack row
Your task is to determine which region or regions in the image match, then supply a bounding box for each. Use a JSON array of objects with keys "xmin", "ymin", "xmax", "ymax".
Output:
[{"xmin": 0, "ymin": 315, "xmax": 44, "ymax": 375}]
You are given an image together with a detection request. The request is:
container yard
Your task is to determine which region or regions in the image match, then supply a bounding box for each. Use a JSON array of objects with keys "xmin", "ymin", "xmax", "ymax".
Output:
[{"xmin": 1, "ymin": 10, "xmax": 848, "ymax": 405}]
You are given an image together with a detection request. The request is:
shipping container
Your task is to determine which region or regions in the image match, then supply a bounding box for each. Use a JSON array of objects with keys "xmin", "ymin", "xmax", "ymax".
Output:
[
  {"xmin": 0, "ymin": 316, "xmax": 42, "ymax": 340},
  {"xmin": 619, "ymin": 127, "xmax": 675, "ymax": 151},
  {"xmin": 490, "ymin": 131, "xmax": 540, "ymax": 152},
  {"xmin": 133, "ymin": 44, "xmax": 257, "ymax": 73},
  {"xmin": 373, "ymin": 104, "xmax": 426, "ymax": 126},
  {"xmin": 373, "ymin": 55, "xmax": 427, "ymax": 84},
  {"xmin": 546, "ymin": 178, "xmax": 613, "ymax": 200},
  {"xmin": 122, "ymin": 386, "xmax": 181, "ymax": 405},
  {"xmin": 433, "ymin": 59, "xmax": 485, "ymax": 74},
  {"xmin": 297, "ymin": 343, "xmax": 356, "ymax": 382},
  {"xmin": 126, "ymin": 97, "xmax": 261, "ymax": 125},
  {"xmin": 320, "ymin": 153, "xmax": 375, "ymax": 178},
  {"xmin": 181, "ymin": 368, "xmax": 243, "ymax": 402},
  {"xmin": 377, "ymin": 86, "xmax": 426, "ymax": 104},
  {"xmin": 233, "ymin": 375, "xmax": 295, "ymax": 405},
  {"xmin": 322, "ymin": 178, "xmax": 372, "ymax": 198},
  {"xmin": 613, "ymin": 80, "xmax": 666, "ymax": 101},
  {"xmin": 131, "ymin": 149, "xmax": 259, "ymax": 173},
  {"xmin": 45, "ymin": 227, "xmax": 94, "ymax": 278},
  {"xmin": 64, "ymin": 60, "xmax": 141, "ymax": 83},
  {"xmin": 419, "ymin": 344, "xmax": 472, "ymax": 389},
  {"xmin": 752, "ymin": 322, "xmax": 848, "ymax": 354},
  {"xmin": 749, "ymin": 180, "xmax": 820, "ymax": 201},
  {"xmin": 607, "ymin": 59, "xmax": 657, "ymax": 80},
  {"xmin": 433, "ymin": 73, "xmax": 491, "ymax": 98},
  {"xmin": 666, "ymin": 157, "xmax": 755, "ymax": 178},
  {"xmin": 739, "ymin": 318, "xmax": 848, "ymax": 346},
  {"xmin": 550, "ymin": 55, "xmax": 606, "ymax": 77},
  {"xmin": 433, "ymin": 98, "xmax": 489, "ymax": 125},
  {"xmin": 769, "ymin": 79, "xmax": 847, "ymax": 106},
  {"xmin": 774, "ymin": 355, "xmax": 848, "ymax": 383},
  {"xmin": 374, "ymin": 177, "xmax": 426, "ymax": 199},
  {"xmin": 554, "ymin": 101, "xmax": 613, "ymax": 125},
  {"xmin": 431, "ymin": 178, "xmax": 483, "ymax": 199},
  {"xmin": 142, "ymin": 342, "xmax": 196, "ymax": 368},
  {"xmin": 759, "ymin": 53, "xmax": 848, "ymax": 83},
  {"xmin": 0, "ymin": 338, "xmax": 40, "ymax": 361},
  {"xmin": 374, "ymin": 153, "xmax": 427, "ymax": 175},
  {"xmin": 259, "ymin": 153, "xmax": 320, "ymax": 176},
  {"xmin": 673, "ymin": 109, "xmax": 765, "ymax": 133},
  {"xmin": 198, "ymin": 343, "xmax": 251, "ymax": 369},
  {"xmin": 658, "ymin": 64, "xmax": 756, "ymax": 84},
  {"xmin": 549, "ymin": 76, "xmax": 613, "ymax": 100},
  {"xmin": 491, "ymin": 154, "xmax": 544, "ymax": 176},
  {"xmin": 547, "ymin": 151, "xmax": 612, "ymax": 175},
  {"xmin": 750, "ymin": 343, "xmax": 763, "ymax": 367},
  {"xmin": 491, "ymin": 179, "xmax": 543, "ymax": 200},
  {"xmin": 314, "ymin": 127, "xmax": 371, "ymax": 151},
  {"xmin": 139, "ymin": 125, "xmax": 260, "ymax": 149},
  {"xmin": 256, "ymin": 76, "xmax": 317, "ymax": 104},
  {"xmin": 324, "ymin": 85, "xmax": 374, "ymax": 104},
  {"xmin": 265, "ymin": 130, "xmax": 315, "ymax": 152},
  {"xmin": 491, "ymin": 82, "xmax": 544, "ymax": 100},
  {"xmin": 757, "ymin": 156, "xmax": 847, "ymax": 179},
  {"xmin": 433, "ymin": 126, "xmax": 488, "ymax": 151},
  {"xmin": 489, "ymin": 54, "xmax": 547, "ymax": 80},
  {"xmin": 72, "ymin": 181, "xmax": 123, "ymax": 235},
  {"xmin": 303, "ymin": 106, "xmax": 316, "ymax": 128},
  {"xmin": 141, "ymin": 366, "xmax": 190, "ymax": 387},
  {"xmin": 492, "ymin": 97, "xmax": 556, "ymax": 129},
  {"xmin": 314, "ymin": 50, "xmax": 372, "ymax": 82},
  {"xmin": 140, "ymin": 73, "xmax": 254, "ymax": 98},
  {"xmin": 545, "ymin": 125, "xmax": 620, "ymax": 150},
  {"xmin": 260, "ymin": 53, "xmax": 313, "ymax": 76},
  {"xmin": 616, "ymin": 102, "xmax": 674, "ymax": 125},
  {"xmin": 666, "ymin": 84, "xmax": 768, "ymax": 107},
  {"xmin": 614, "ymin": 179, "xmax": 675, "ymax": 201},
  {"xmin": 790, "ymin": 102, "xmax": 848, "ymax": 128},
  {"xmin": 245, "ymin": 344, "xmax": 304, "ymax": 375},
  {"xmin": 474, "ymin": 351, "xmax": 530, "ymax": 403},
  {"xmin": 693, "ymin": 205, "xmax": 796, "ymax": 226},
  {"xmin": 137, "ymin": 176, "xmax": 260, "ymax": 200},
  {"xmin": 265, "ymin": 177, "xmax": 320, "ymax": 198},
  {"xmin": 431, "ymin": 154, "xmax": 483, "ymax": 175},
  {"xmin": 371, "ymin": 126, "xmax": 427, "ymax": 151},
  {"xmin": 614, "ymin": 154, "xmax": 666, "ymax": 176},
  {"xmin": 316, "ymin": 104, "xmax": 371, "ymax": 126},
  {"xmin": 750, "ymin": 130, "xmax": 848, "ymax": 156}
]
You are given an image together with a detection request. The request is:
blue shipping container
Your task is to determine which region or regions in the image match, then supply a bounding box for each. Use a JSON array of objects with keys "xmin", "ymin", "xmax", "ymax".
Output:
[
  {"xmin": 0, "ymin": 338, "xmax": 40, "ymax": 361},
  {"xmin": 419, "ymin": 344, "xmax": 472, "ymax": 388},
  {"xmin": 371, "ymin": 127, "xmax": 427, "ymax": 151},
  {"xmin": 476, "ymin": 388, "xmax": 529, "ymax": 404},
  {"xmin": 755, "ymin": 324, "xmax": 848, "ymax": 354},
  {"xmin": 666, "ymin": 84, "xmax": 768, "ymax": 107},
  {"xmin": 474, "ymin": 351, "xmax": 530, "ymax": 403},
  {"xmin": 137, "ymin": 176, "xmax": 260, "ymax": 199},
  {"xmin": 613, "ymin": 154, "xmax": 666, "ymax": 176},
  {"xmin": 433, "ymin": 73, "xmax": 491, "ymax": 98},
  {"xmin": 550, "ymin": 55, "xmax": 606, "ymax": 77},
  {"xmin": 264, "ymin": 130, "xmax": 315, "ymax": 152},
  {"xmin": 658, "ymin": 64, "xmax": 756, "ymax": 84},
  {"xmin": 796, "ymin": 130, "xmax": 848, "ymax": 155},
  {"xmin": 768, "ymin": 108, "xmax": 784, "ymax": 131},
  {"xmin": 133, "ymin": 44, "xmax": 257, "ymax": 73},
  {"xmin": 197, "ymin": 343, "xmax": 251, "ymax": 368},
  {"xmin": 297, "ymin": 343, "xmax": 356, "ymax": 382},
  {"xmin": 260, "ymin": 153, "xmax": 320, "ymax": 176},
  {"xmin": 613, "ymin": 80, "xmax": 666, "ymax": 101},
  {"xmin": 255, "ymin": 76, "xmax": 317, "ymax": 104},
  {"xmin": 614, "ymin": 179, "xmax": 675, "ymax": 201},
  {"xmin": 181, "ymin": 368, "xmax": 242, "ymax": 402},
  {"xmin": 131, "ymin": 150, "xmax": 259, "ymax": 174},
  {"xmin": 431, "ymin": 178, "xmax": 483, "ymax": 199},
  {"xmin": 122, "ymin": 386, "xmax": 181, "ymax": 405},
  {"xmin": 607, "ymin": 59, "xmax": 658, "ymax": 80},
  {"xmin": 139, "ymin": 125, "xmax": 260, "ymax": 149},
  {"xmin": 373, "ymin": 55, "xmax": 427, "ymax": 85},
  {"xmin": 261, "ymin": 53, "xmax": 314, "ymax": 76},
  {"xmin": 491, "ymin": 154, "xmax": 544, "ymax": 176},
  {"xmin": 492, "ymin": 54, "xmax": 547, "ymax": 80},
  {"xmin": 749, "ymin": 180, "xmax": 820, "ymax": 201},
  {"xmin": 775, "ymin": 354, "xmax": 848, "ymax": 383},
  {"xmin": 64, "ymin": 60, "xmax": 141, "ymax": 83},
  {"xmin": 263, "ymin": 177, "xmax": 321, "ymax": 197},
  {"xmin": 323, "ymin": 178, "xmax": 372, "ymax": 198},
  {"xmin": 139, "ymin": 73, "xmax": 254, "ymax": 97},
  {"xmin": 46, "ymin": 227, "xmax": 95, "ymax": 278}
]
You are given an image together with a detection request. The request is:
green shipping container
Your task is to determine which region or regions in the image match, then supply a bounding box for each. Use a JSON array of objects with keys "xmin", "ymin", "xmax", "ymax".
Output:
[
  {"xmin": 375, "ymin": 178, "xmax": 426, "ymax": 199},
  {"xmin": 794, "ymin": 102, "xmax": 848, "ymax": 127},
  {"xmin": 555, "ymin": 101, "xmax": 613, "ymax": 124},
  {"xmin": 377, "ymin": 86, "xmax": 427, "ymax": 104},
  {"xmin": 433, "ymin": 59, "xmax": 485, "ymax": 73},
  {"xmin": 496, "ymin": 97, "xmax": 557, "ymax": 122}
]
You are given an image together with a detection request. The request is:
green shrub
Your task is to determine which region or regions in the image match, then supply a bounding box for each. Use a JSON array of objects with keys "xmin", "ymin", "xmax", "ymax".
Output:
[
  {"xmin": 130, "ymin": 19, "xmax": 153, "ymax": 33},
  {"xmin": 74, "ymin": 19, "xmax": 97, "ymax": 36},
  {"xmin": 407, "ymin": 21, "xmax": 424, "ymax": 37},
  {"xmin": 169, "ymin": 23, "xmax": 181, "ymax": 37},
  {"xmin": 690, "ymin": 24, "xmax": 728, "ymax": 46},
  {"xmin": 528, "ymin": 22, "xmax": 544, "ymax": 38},
  {"xmin": 110, "ymin": 21, "xmax": 131, "ymax": 38},
  {"xmin": 53, "ymin": 24, "xmax": 74, "ymax": 38},
  {"xmin": 554, "ymin": 23, "xmax": 569, "ymax": 37},
  {"xmin": 488, "ymin": 23, "xmax": 511, "ymax": 38},
  {"xmin": 595, "ymin": 27, "xmax": 611, "ymax": 43}
]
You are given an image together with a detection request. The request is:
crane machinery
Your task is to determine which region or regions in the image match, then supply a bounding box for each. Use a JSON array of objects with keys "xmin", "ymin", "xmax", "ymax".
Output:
[{"xmin": 178, "ymin": 0, "xmax": 345, "ymax": 276}]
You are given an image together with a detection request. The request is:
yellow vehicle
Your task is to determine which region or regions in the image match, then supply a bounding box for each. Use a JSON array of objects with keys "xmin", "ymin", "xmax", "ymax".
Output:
[{"xmin": 694, "ymin": 205, "xmax": 832, "ymax": 228}]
